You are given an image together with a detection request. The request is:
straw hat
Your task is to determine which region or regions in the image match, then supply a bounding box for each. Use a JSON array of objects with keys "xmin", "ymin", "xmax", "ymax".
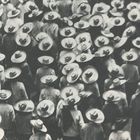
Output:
[
  {"xmin": 61, "ymin": 38, "xmax": 77, "ymax": 50},
  {"xmin": 61, "ymin": 86, "xmax": 80, "ymax": 105},
  {"xmin": 101, "ymin": 29, "xmax": 114, "ymax": 38},
  {"xmin": 30, "ymin": 119, "xmax": 47, "ymax": 132},
  {"xmin": 7, "ymin": 9, "xmax": 20, "ymax": 18},
  {"xmin": 75, "ymin": 32, "xmax": 91, "ymax": 44},
  {"xmin": 103, "ymin": 90, "xmax": 122, "ymax": 102},
  {"xmin": 79, "ymin": 91, "xmax": 93, "ymax": 98},
  {"xmin": 40, "ymin": 75, "xmax": 58, "ymax": 84},
  {"xmin": 86, "ymin": 108, "xmax": 105, "ymax": 123},
  {"xmin": 82, "ymin": 66, "xmax": 98, "ymax": 84},
  {"xmin": 5, "ymin": 67, "xmax": 21, "ymax": 80},
  {"xmin": 114, "ymin": 36, "xmax": 128, "ymax": 48},
  {"xmin": 14, "ymin": 100, "xmax": 35, "ymax": 112},
  {"xmin": 127, "ymin": 2, "xmax": 138, "ymax": 10},
  {"xmin": 38, "ymin": 37, "xmax": 53, "ymax": 51},
  {"xmin": 92, "ymin": 2, "xmax": 110, "ymax": 14},
  {"xmin": 44, "ymin": 11, "xmax": 60, "ymax": 21},
  {"xmin": 76, "ymin": 53, "xmax": 94, "ymax": 63},
  {"xmin": 121, "ymin": 49, "xmax": 138, "ymax": 62},
  {"xmin": 60, "ymin": 27, "xmax": 76, "ymax": 37},
  {"xmin": 36, "ymin": 100, "xmax": 55, "ymax": 118},
  {"xmin": 89, "ymin": 14, "xmax": 103, "ymax": 27},
  {"xmin": 67, "ymin": 68, "xmax": 82, "ymax": 83},
  {"xmin": 15, "ymin": 33, "xmax": 31, "ymax": 47},
  {"xmin": 0, "ymin": 90, "xmax": 11, "ymax": 100},
  {"xmin": 95, "ymin": 46, "xmax": 114, "ymax": 57},
  {"xmin": 111, "ymin": 17, "xmax": 125, "ymax": 26},
  {"xmin": 122, "ymin": 26, "xmax": 136, "ymax": 37},
  {"xmin": 11, "ymin": 50, "xmax": 26, "ymax": 63},
  {"xmin": 74, "ymin": 20, "xmax": 89, "ymax": 29},
  {"xmin": 20, "ymin": 22, "xmax": 33, "ymax": 34},
  {"xmin": 38, "ymin": 56, "xmax": 54, "ymax": 65},
  {"xmin": 94, "ymin": 36, "xmax": 110, "ymax": 47},
  {"xmin": 109, "ymin": 78, "xmax": 127, "ymax": 89},
  {"xmin": 76, "ymin": 2, "xmax": 91, "ymax": 14},
  {"xmin": 62, "ymin": 63, "xmax": 79, "ymax": 75},
  {"xmin": 77, "ymin": 42, "xmax": 91, "ymax": 51},
  {"xmin": 132, "ymin": 37, "xmax": 140, "ymax": 48},
  {"xmin": 111, "ymin": 0, "xmax": 124, "ymax": 9},
  {"xmin": 0, "ymin": 128, "xmax": 4, "ymax": 140},
  {"xmin": 4, "ymin": 23, "xmax": 19, "ymax": 33},
  {"xmin": 0, "ymin": 53, "xmax": 5, "ymax": 62},
  {"xmin": 59, "ymin": 51, "xmax": 76, "ymax": 65},
  {"xmin": 128, "ymin": 8, "xmax": 140, "ymax": 22},
  {"xmin": 36, "ymin": 32, "xmax": 50, "ymax": 42}
]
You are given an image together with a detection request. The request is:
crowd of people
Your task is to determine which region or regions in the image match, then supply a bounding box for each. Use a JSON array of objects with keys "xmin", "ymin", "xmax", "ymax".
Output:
[{"xmin": 0, "ymin": 0, "xmax": 140, "ymax": 140}]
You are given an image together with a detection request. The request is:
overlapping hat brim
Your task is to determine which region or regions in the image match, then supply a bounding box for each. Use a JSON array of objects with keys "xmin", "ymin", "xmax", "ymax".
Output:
[
  {"xmin": 128, "ymin": 8, "xmax": 140, "ymax": 22},
  {"xmin": 132, "ymin": 37, "xmax": 140, "ymax": 48},
  {"xmin": 44, "ymin": 11, "xmax": 60, "ymax": 21},
  {"xmin": 38, "ymin": 38, "xmax": 53, "ymax": 51},
  {"xmin": 38, "ymin": 56, "xmax": 54, "ymax": 65},
  {"xmin": 62, "ymin": 63, "xmax": 79, "ymax": 75},
  {"xmin": 75, "ymin": 32, "xmax": 91, "ymax": 44},
  {"xmin": 77, "ymin": 42, "xmax": 91, "ymax": 51},
  {"xmin": 11, "ymin": 51, "xmax": 27, "ymax": 63},
  {"xmin": 36, "ymin": 32, "xmax": 50, "ymax": 42},
  {"xmin": 67, "ymin": 68, "xmax": 82, "ymax": 83},
  {"xmin": 36, "ymin": 100, "xmax": 55, "ymax": 118},
  {"xmin": 74, "ymin": 20, "xmax": 90, "ymax": 29},
  {"xmin": 121, "ymin": 51, "xmax": 138, "ymax": 61},
  {"xmin": 89, "ymin": 14, "xmax": 103, "ymax": 27},
  {"xmin": 94, "ymin": 36, "xmax": 110, "ymax": 47},
  {"xmin": 7, "ymin": 9, "xmax": 20, "ymax": 18},
  {"xmin": 86, "ymin": 108, "xmax": 105, "ymax": 123},
  {"xmin": 114, "ymin": 36, "xmax": 128, "ymax": 48},
  {"xmin": 109, "ymin": 79, "xmax": 127, "ymax": 89},
  {"xmin": 92, "ymin": 2, "xmax": 110, "ymax": 14},
  {"xmin": 101, "ymin": 30, "xmax": 114, "ymax": 38},
  {"xmin": 82, "ymin": 67, "xmax": 99, "ymax": 84},
  {"xmin": 40, "ymin": 75, "xmax": 58, "ymax": 84},
  {"xmin": 5, "ymin": 67, "xmax": 21, "ymax": 80},
  {"xmin": 76, "ymin": 53, "xmax": 94, "ymax": 63},
  {"xmin": 103, "ymin": 90, "xmax": 122, "ymax": 101},
  {"xmin": 15, "ymin": 33, "xmax": 31, "ymax": 47},
  {"xmin": 14, "ymin": 100, "xmax": 35, "ymax": 112},
  {"xmin": 20, "ymin": 22, "xmax": 34, "ymax": 34},
  {"xmin": 59, "ymin": 51, "xmax": 76, "ymax": 65},
  {"xmin": 61, "ymin": 86, "xmax": 80, "ymax": 104},
  {"xmin": 60, "ymin": 27, "xmax": 76, "ymax": 37},
  {"xmin": 30, "ymin": 120, "xmax": 47, "ymax": 132},
  {"xmin": 0, "ymin": 90, "xmax": 12, "ymax": 100},
  {"xmin": 61, "ymin": 37, "xmax": 77, "ymax": 49}
]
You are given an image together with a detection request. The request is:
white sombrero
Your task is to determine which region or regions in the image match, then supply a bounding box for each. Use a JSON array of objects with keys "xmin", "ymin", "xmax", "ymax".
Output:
[
  {"xmin": 101, "ymin": 29, "xmax": 114, "ymax": 38},
  {"xmin": 92, "ymin": 2, "xmax": 110, "ymax": 14},
  {"xmin": 61, "ymin": 38, "xmax": 77, "ymax": 50},
  {"xmin": 38, "ymin": 37, "xmax": 53, "ymax": 51},
  {"xmin": 4, "ymin": 23, "xmax": 19, "ymax": 33},
  {"xmin": 14, "ymin": 100, "xmax": 35, "ymax": 112},
  {"xmin": 36, "ymin": 100, "xmax": 55, "ymax": 118},
  {"xmin": 121, "ymin": 49, "xmax": 138, "ymax": 62},
  {"xmin": 40, "ymin": 74, "xmax": 58, "ymax": 84},
  {"xmin": 89, "ymin": 14, "xmax": 103, "ymax": 27},
  {"xmin": 86, "ymin": 108, "xmax": 105, "ymax": 123},
  {"xmin": 60, "ymin": 27, "xmax": 76, "ymax": 37},
  {"xmin": 75, "ymin": 32, "xmax": 91, "ymax": 44},
  {"xmin": 76, "ymin": 53, "xmax": 94, "ymax": 63},
  {"xmin": 132, "ymin": 37, "xmax": 140, "ymax": 48},
  {"xmin": 111, "ymin": 0, "xmax": 124, "ymax": 9},
  {"xmin": 0, "ymin": 90, "xmax": 12, "ymax": 100},
  {"xmin": 109, "ymin": 8, "xmax": 123, "ymax": 17},
  {"xmin": 74, "ymin": 20, "xmax": 89, "ymax": 29},
  {"xmin": 128, "ymin": 8, "xmax": 140, "ymax": 22},
  {"xmin": 111, "ymin": 17, "xmax": 125, "ymax": 26},
  {"xmin": 67, "ymin": 68, "xmax": 82, "ymax": 83},
  {"xmin": 77, "ymin": 42, "xmax": 91, "ymax": 51},
  {"xmin": 127, "ymin": 2, "xmax": 138, "ymax": 10},
  {"xmin": 44, "ymin": 11, "xmax": 60, "ymax": 21},
  {"xmin": 7, "ymin": 9, "xmax": 20, "ymax": 18},
  {"xmin": 38, "ymin": 56, "xmax": 54, "ymax": 65},
  {"xmin": 20, "ymin": 22, "xmax": 33, "ymax": 34},
  {"xmin": 5, "ymin": 67, "xmax": 21, "ymax": 80},
  {"xmin": 62, "ymin": 63, "xmax": 79, "ymax": 75},
  {"xmin": 61, "ymin": 86, "xmax": 80, "ymax": 105},
  {"xmin": 35, "ymin": 32, "xmax": 50, "ymax": 42},
  {"xmin": 94, "ymin": 35, "xmax": 110, "ymax": 47},
  {"xmin": 59, "ymin": 51, "xmax": 76, "ymax": 65},
  {"xmin": 122, "ymin": 26, "xmax": 136, "ymax": 37},
  {"xmin": 15, "ymin": 33, "xmax": 31, "ymax": 47}
]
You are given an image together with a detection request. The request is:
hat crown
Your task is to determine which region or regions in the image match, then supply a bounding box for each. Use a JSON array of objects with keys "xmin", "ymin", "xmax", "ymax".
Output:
[
  {"xmin": 115, "ymin": 19, "xmax": 120, "ymax": 24},
  {"xmin": 131, "ymin": 14, "xmax": 137, "ymax": 19},
  {"xmin": 43, "ymin": 42, "xmax": 50, "ymax": 49},
  {"xmin": 0, "ymin": 93, "xmax": 7, "ymax": 99},
  {"xmin": 78, "ymin": 22, "xmax": 84, "ymax": 28},
  {"xmin": 90, "ymin": 112, "xmax": 98, "ymax": 120},
  {"xmin": 65, "ymin": 42, "xmax": 73, "ymax": 48},
  {"xmin": 9, "ymin": 71, "xmax": 17, "ymax": 77},
  {"xmin": 80, "ymin": 4, "xmax": 86, "ymax": 10},
  {"xmin": 18, "ymin": 103, "xmax": 26, "ymax": 111},
  {"xmin": 45, "ymin": 77, "xmax": 53, "ymax": 83},
  {"xmin": 103, "ymin": 49, "xmax": 110, "ymax": 56},
  {"xmin": 80, "ymin": 37, "xmax": 86, "ymax": 43},
  {"xmin": 136, "ymin": 40, "xmax": 140, "ymax": 45},
  {"xmin": 41, "ymin": 104, "xmax": 49, "ymax": 112},
  {"xmin": 19, "ymin": 38, "xmax": 27, "ymax": 44},
  {"xmin": 11, "ymin": 9, "xmax": 17, "ymax": 15},
  {"xmin": 108, "ymin": 95, "xmax": 114, "ymax": 101},
  {"xmin": 65, "ymin": 56, "xmax": 71, "ymax": 62},
  {"xmin": 34, "ymin": 120, "xmax": 43, "ymax": 129},
  {"xmin": 71, "ymin": 73, "xmax": 78, "ymax": 80},
  {"xmin": 94, "ymin": 18, "xmax": 99, "ymax": 25},
  {"xmin": 115, "ymin": 2, "xmax": 121, "ymax": 8},
  {"xmin": 51, "ymin": 3, "xmax": 57, "ymax": 9},
  {"xmin": 48, "ymin": 14, "xmax": 54, "ymax": 20},
  {"xmin": 8, "ymin": 26, "xmax": 15, "ymax": 32},
  {"xmin": 127, "ymin": 54, "xmax": 133, "ymax": 60},
  {"xmin": 15, "ymin": 52, "xmax": 22, "ymax": 58},
  {"xmin": 66, "ymin": 91, "xmax": 73, "ymax": 97},
  {"xmin": 42, "ymin": 58, "xmax": 49, "ymax": 64},
  {"xmin": 97, "ymin": 6, "xmax": 103, "ymax": 11},
  {"xmin": 65, "ymin": 29, "xmax": 71, "ymax": 35},
  {"xmin": 23, "ymin": 26, "xmax": 29, "ymax": 33},
  {"xmin": 80, "ymin": 55, "xmax": 86, "ymax": 61},
  {"xmin": 29, "ymin": 5, "xmax": 36, "ymax": 11},
  {"xmin": 67, "ymin": 98, "xmax": 75, "ymax": 104},
  {"xmin": 114, "ymin": 36, "xmax": 120, "ymax": 43},
  {"xmin": 85, "ymin": 71, "xmax": 92, "ymax": 78},
  {"xmin": 113, "ymin": 78, "xmax": 120, "ymax": 86},
  {"xmin": 98, "ymin": 38, "xmax": 105, "ymax": 45}
]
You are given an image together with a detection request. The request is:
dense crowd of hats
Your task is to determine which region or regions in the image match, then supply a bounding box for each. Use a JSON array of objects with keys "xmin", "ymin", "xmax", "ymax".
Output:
[{"xmin": 0, "ymin": 0, "xmax": 140, "ymax": 140}]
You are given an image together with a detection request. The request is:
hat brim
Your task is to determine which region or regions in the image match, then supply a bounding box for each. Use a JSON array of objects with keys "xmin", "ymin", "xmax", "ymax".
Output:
[
  {"xmin": 109, "ymin": 79, "xmax": 127, "ymax": 89},
  {"xmin": 76, "ymin": 53, "xmax": 94, "ymax": 63},
  {"xmin": 0, "ymin": 53, "xmax": 5, "ymax": 61},
  {"xmin": 0, "ymin": 128, "xmax": 4, "ymax": 139},
  {"xmin": 94, "ymin": 36, "xmax": 110, "ymax": 47},
  {"xmin": 44, "ymin": 11, "xmax": 60, "ymax": 21},
  {"xmin": 36, "ymin": 32, "xmax": 50, "ymax": 42},
  {"xmin": 7, "ymin": 10, "xmax": 20, "ymax": 18},
  {"xmin": 11, "ymin": 51, "xmax": 26, "ymax": 63},
  {"xmin": 132, "ymin": 38, "xmax": 140, "ymax": 48},
  {"xmin": 38, "ymin": 56, "xmax": 54, "ymax": 65},
  {"xmin": 74, "ymin": 21, "xmax": 89, "ymax": 29},
  {"xmin": 4, "ymin": 25, "xmax": 19, "ymax": 33},
  {"xmin": 0, "ymin": 90, "xmax": 12, "ymax": 100},
  {"xmin": 77, "ymin": 42, "xmax": 91, "ymax": 51},
  {"xmin": 89, "ymin": 15, "xmax": 103, "ymax": 27},
  {"xmin": 20, "ymin": 22, "xmax": 33, "ymax": 34},
  {"xmin": 60, "ymin": 27, "xmax": 76, "ymax": 37}
]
